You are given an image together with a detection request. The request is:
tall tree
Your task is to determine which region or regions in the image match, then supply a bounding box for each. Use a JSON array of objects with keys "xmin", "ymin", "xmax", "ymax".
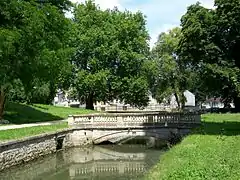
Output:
[
  {"xmin": 151, "ymin": 27, "xmax": 188, "ymax": 108},
  {"xmin": 0, "ymin": 0, "xmax": 72, "ymax": 119},
  {"xmin": 71, "ymin": 1, "xmax": 150, "ymax": 109},
  {"xmin": 179, "ymin": 1, "xmax": 240, "ymax": 111}
]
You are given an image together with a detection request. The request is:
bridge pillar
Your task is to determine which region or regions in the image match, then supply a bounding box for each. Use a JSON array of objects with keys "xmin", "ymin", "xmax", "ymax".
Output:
[{"xmin": 68, "ymin": 130, "xmax": 93, "ymax": 146}]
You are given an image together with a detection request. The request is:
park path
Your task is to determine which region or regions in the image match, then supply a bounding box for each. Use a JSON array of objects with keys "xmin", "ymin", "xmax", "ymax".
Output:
[{"xmin": 0, "ymin": 119, "xmax": 67, "ymax": 131}]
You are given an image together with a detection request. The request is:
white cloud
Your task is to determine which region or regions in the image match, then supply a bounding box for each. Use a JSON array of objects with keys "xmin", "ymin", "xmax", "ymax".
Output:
[
  {"xmin": 135, "ymin": 0, "xmax": 214, "ymax": 48},
  {"xmin": 71, "ymin": 0, "xmax": 123, "ymax": 10},
  {"xmin": 200, "ymin": 0, "xmax": 215, "ymax": 9},
  {"xmin": 150, "ymin": 24, "xmax": 178, "ymax": 48}
]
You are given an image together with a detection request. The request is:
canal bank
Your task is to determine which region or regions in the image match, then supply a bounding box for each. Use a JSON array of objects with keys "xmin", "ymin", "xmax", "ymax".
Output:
[
  {"xmin": 143, "ymin": 113, "xmax": 240, "ymax": 180},
  {"xmin": 0, "ymin": 128, "xmax": 168, "ymax": 171},
  {"xmin": 0, "ymin": 145, "xmax": 165, "ymax": 180},
  {"xmin": 0, "ymin": 129, "xmax": 74, "ymax": 171}
]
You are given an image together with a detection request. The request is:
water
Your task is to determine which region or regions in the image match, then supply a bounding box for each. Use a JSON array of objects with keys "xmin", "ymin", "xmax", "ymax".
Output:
[{"xmin": 0, "ymin": 145, "xmax": 164, "ymax": 180}]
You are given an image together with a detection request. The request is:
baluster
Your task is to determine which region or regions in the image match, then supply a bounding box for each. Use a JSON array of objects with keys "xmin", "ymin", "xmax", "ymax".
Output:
[
  {"xmin": 158, "ymin": 114, "xmax": 161, "ymax": 123},
  {"xmin": 173, "ymin": 114, "xmax": 176, "ymax": 123},
  {"xmin": 161, "ymin": 114, "xmax": 164, "ymax": 123},
  {"xmin": 143, "ymin": 115, "xmax": 147, "ymax": 125},
  {"xmin": 164, "ymin": 114, "xmax": 167, "ymax": 124},
  {"xmin": 91, "ymin": 115, "xmax": 93, "ymax": 128}
]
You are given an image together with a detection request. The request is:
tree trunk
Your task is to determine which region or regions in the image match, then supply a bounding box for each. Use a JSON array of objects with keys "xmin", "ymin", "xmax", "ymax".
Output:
[
  {"xmin": 46, "ymin": 82, "xmax": 56, "ymax": 104},
  {"xmin": 233, "ymin": 95, "xmax": 240, "ymax": 112},
  {"xmin": 0, "ymin": 90, "xmax": 6, "ymax": 120},
  {"xmin": 86, "ymin": 93, "xmax": 94, "ymax": 110},
  {"xmin": 174, "ymin": 93, "xmax": 181, "ymax": 109}
]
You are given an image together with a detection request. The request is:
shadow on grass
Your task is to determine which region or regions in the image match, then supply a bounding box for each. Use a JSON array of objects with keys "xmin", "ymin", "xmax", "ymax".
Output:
[
  {"xmin": 194, "ymin": 121, "xmax": 240, "ymax": 136},
  {"xmin": 3, "ymin": 102, "xmax": 61, "ymax": 124},
  {"xmin": 32, "ymin": 104, "xmax": 49, "ymax": 110}
]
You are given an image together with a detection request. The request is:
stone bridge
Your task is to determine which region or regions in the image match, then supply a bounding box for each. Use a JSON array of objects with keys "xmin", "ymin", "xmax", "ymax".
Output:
[{"xmin": 67, "ymin": 112, "xmax": 201, "ymax": 145}]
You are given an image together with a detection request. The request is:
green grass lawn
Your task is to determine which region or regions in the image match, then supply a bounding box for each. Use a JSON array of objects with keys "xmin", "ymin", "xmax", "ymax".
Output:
[
  {"xmin": 144, "ymin": 113, "xmax": 240, "ymax": 180},
  {"xmin": 0, "ymin": 122, "xmax": 68, "ymax": 141},
  {"xmin": 3, "ymin": 102, "xmax": 95, "ymax": 124}
]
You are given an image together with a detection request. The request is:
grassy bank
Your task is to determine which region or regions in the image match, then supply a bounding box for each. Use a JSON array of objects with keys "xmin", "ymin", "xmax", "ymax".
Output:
[
  {"xmin": 0, "ymin": 123, "xmax": 68, "ymax": 141},
  {"xmin": 3, "ymin": 102, "xmax": 95, "ymax": 124},
  {"xmin": 145, "ymin": 113, "xmax": 240, "ymax": 180}
]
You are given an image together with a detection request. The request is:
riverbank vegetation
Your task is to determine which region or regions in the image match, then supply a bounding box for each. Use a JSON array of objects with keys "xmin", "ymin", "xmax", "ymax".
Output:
[
  {"xmin": 3, "ymin": 102, "xmax": 95, "ymax": 124},
  {"xmin": 145, "ymin": 113, "xmax": 240, "ymax": 180},
  {"xmin": 0, "ymin": 123, "xmax": 68, "ymax": 141}
]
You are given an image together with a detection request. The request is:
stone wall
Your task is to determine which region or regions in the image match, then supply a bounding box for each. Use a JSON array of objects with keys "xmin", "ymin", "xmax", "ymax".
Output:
[
  {"xmin": 0, "ymin": 152, "xmax": 60, "ymax": 180},
  {"xmin": 0, "ymin": 129, "xmax": 74, "ymax": 171}
]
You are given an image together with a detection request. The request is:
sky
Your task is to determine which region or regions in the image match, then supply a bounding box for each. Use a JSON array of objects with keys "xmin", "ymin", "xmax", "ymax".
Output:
[{"xmin": 70, "ymin": 0, "xmax": 214, "ymax": 48}]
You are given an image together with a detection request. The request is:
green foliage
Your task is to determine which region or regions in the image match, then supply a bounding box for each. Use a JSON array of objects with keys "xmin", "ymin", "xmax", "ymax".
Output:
[
  {"xmin": 71, "ymin": 0, "xmax": 150, "ymax": 109},
  {"xmin": 0, "ymin": 0, "xmax": 73, "ymax": 119},
  {"xmin": 144, "ymin": 114, "xmax": 240, "ymax": 180},
  {"xmin": 178, "ymin": 1, "xmax": 240, "ymax": 109},
  {"xmin": 37, "ymin": 0, "xmax": 72, "ymax": 11},
  {"xmin": 7, "ymin": 79, "xmax": 26, "ymax": 103},
  {"xmin": 29, "ymin": 80, "xmax": 51, "ymax": 104},
  {"xmin": 151, "ymin": 27, "xmax": 188, "ymax": 107},
  {"xmin": 119, "ymin": 77, "xmax": 149, "ymax": 108},
  {"xmin": 0, "ymin": 27, "xmax": 20, "ymax": 89},
  {"xmin": 74, "ymin": 70, "xmax": 109, "ymax": 103}
]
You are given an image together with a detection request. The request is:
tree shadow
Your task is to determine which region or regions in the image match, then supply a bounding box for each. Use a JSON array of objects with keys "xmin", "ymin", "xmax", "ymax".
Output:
[
  {"xmin": 32, "ymin": 104, "xmax": 49, "ymax": 110},
  {"xmin": 193, "ymin": 121, "xmax": 240, "ymax": 136},
  {"xmin": 202, "ymin": 108, "xmax": 240, "ymax": 114},
  {"xmin": 3, "ymin": 102, "xmax": 62, "ymax": 124}
]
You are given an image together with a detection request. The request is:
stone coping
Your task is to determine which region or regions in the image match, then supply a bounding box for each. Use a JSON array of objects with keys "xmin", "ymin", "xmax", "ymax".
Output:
[
  {"xmin": 106, "ymin": 110, "xmax": 169, "ymax": 113},
  {"xmin": 0, "ymin": 129, "xmax": 73, "ymax": 153},
  {"xmin": 69, "ymin": 112, "xmax": 201, "ymax": 118},
  {"xmin": 70, "ymin": 123, "xmax": 201, "ymax": 129}
]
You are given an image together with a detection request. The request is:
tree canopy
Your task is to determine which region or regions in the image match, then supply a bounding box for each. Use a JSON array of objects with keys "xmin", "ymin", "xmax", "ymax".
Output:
[
  {"xmin": 70, "ymin": 1, "xmax": 150, "ymax": 109},
  {"xmin": 0, "ymin": 0, "xmax": 72, "ymax": 119},
  {"xmin": 178, "ymin": 1, "xmax": 240, "ymax": 110},
  {"xmin": 150, "ymin": 27, "xmax": 189, "ymax": 108}
]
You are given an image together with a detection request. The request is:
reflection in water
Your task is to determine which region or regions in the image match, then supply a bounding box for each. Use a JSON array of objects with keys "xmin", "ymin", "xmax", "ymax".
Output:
[{"xmin": 0, "ymin": 145, "xmax": 164, "ymax": 180}]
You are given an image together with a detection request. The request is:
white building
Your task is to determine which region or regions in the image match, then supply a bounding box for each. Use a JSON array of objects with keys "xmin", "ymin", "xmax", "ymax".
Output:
[
  {"xmin": 202, "ymin": 97, "xmax": 234, "ymax": 109},
  {"xmin": 169, "ymin": 90, "xmax": 195, "ymax": 108},
  {"xmin": 54, "ymin": 89, "xmax": 196, "ymax": 111},
  {"xmin": 95, "ymin": 90, "xmax": 196, "ymax": 111}
]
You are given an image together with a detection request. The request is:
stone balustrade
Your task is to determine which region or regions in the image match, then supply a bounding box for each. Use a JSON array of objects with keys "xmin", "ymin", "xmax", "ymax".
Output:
[{"xmin": 68, "ymin": 112, "xmax": 201, "ymax": 128}]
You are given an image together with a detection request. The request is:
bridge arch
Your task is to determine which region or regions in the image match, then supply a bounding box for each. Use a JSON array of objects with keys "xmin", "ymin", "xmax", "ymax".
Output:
[{"xmin": 92, "ymin": 128, "xmax": 179, "ymax": 144}]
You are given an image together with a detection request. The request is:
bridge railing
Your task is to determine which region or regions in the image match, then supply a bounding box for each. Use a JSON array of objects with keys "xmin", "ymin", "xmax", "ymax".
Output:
[{"xmin": 68, "ymin": 112, "xmax": 201, "ymax": 128}]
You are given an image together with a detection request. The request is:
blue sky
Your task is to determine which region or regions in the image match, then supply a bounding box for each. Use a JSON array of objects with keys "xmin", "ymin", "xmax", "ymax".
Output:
[{"xmin": 71, "ymin": 0, "xmax": 214, "ymax": 48}]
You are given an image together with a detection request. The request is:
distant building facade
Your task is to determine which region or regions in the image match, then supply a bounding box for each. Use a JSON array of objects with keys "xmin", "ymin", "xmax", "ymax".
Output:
[
  {"xmin": 53, "ymin": 89, "xmax": 196, "ymax": 111},
  {"xmin": 202, "ymin": 97, "xmax": 234, "ymax": 109}
]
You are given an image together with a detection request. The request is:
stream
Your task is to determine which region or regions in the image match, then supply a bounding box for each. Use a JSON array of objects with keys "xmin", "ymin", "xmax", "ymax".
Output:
[{"xmin": 0, "ymin": 145, "xmax": 165, "ymax": 180}]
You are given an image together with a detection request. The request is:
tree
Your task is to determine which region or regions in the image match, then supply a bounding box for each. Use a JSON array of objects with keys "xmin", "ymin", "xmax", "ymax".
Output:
[
  {"xmin": 0, "ymin": 0, "xmax": 72, "ymax": 119},
  {"xmin": 179, "ymin": 1, "xmax": 240, "ymax": 111},
  {"xmin": 71, "ymin": 1, "xmax": 150, "ymax": 110},
  {"xmin": 214, "ymin": 0, "xmax": 240, "ymax": 109},
  {"xmin": 151, "ymin": 27, "xmax": 188, "ymax": 108}
]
